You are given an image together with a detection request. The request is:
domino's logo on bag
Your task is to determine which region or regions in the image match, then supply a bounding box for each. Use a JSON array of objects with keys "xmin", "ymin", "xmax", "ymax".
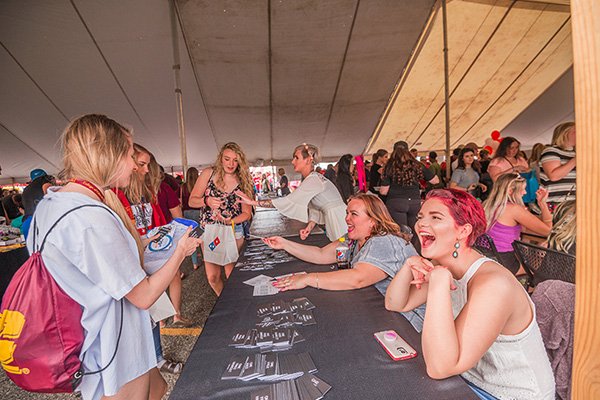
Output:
[{"xmin": 208, "ymin": 237, "xmax": 221, "ymax": 251}]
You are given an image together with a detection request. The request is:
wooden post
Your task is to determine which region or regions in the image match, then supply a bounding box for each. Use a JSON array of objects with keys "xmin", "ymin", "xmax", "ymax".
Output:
[{"xmin": 570, "ymin": 1, "xmax": 600, "ymax": 398}]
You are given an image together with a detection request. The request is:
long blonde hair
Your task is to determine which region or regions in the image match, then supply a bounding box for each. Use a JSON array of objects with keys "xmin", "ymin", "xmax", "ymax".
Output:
[
  {"xmin": 61, "ymin": 114, "xmax": 144, "ymax": 262},
  {"xmin": 548, "ymin": 200, "xmax": 576, "ymax": 253},
  {"xmin": 213, "ymin": 142, "xmax": 254, "ymax": 198},
  {"xmin": 125, "ymin": 143, "xmax": 158, "ymax": 204},
  {"xmin": 482, "ymin": 173, "xmax": 526, "ymax": 230},
  {"xmin": 349, "ymin": 193, "xmax": 410, "ymax": 243}
]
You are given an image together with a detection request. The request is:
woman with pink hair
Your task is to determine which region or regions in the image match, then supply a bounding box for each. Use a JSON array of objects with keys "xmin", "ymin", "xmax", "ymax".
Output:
[{"xmin": 385, "ymin": 189, "xmax": 554, "ymax": 399}]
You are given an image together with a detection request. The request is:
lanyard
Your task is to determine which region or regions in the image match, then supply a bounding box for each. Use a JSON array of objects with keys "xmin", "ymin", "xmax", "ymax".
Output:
[{"xmin": 69, "ymin": 179, "xmax": 105, "ymax": 202}]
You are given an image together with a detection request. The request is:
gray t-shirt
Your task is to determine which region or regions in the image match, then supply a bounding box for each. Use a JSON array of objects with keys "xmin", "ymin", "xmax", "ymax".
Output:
[
  {"xmin": 349, "ymin": 234, "xmax": 418, "ymax": 295},
  {"xmin": 451, "ymin": 167, "xmax": 480, "ymax": 189},
  {"xmin": 349, "ymin": 234, "xmax": 426, "ymax": 331}
]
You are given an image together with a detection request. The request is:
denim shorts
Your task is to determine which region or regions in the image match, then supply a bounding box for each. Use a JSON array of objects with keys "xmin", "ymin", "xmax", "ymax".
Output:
[{"xmin": 233, "ymin": 223, "xmax": 244, "ymax": 240}]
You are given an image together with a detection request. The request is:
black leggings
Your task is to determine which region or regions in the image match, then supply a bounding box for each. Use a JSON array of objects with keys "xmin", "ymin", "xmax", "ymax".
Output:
[{"xmin": 386, "ymin": 197, "xmax": 422, "ymax": 252}]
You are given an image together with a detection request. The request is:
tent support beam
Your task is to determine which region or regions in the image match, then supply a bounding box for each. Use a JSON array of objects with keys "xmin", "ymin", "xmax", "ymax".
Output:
[
  {"xmin": 170, "ymin": 0, "xmax": 188, "ymax": 179},
  {"xmin": 442, "ymin": 0, "xmax": 451, "ymax": 181},
  {"xmin": 570, "ymin": 0, "xmax": 600, "ymax": 397}
]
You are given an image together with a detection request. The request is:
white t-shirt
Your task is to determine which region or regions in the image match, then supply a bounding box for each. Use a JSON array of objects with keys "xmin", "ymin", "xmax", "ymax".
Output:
[{"xmin": 27, "ymin": 189, "xmax": 156, "ymax": 400}]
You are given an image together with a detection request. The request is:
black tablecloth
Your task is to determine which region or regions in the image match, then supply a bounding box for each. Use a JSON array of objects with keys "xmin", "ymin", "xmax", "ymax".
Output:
[
  {"xmin": 0, "ymin": 246, "xmax": 29, "ymax": 300},
  {"xmin": 171, "ymin": 235, "xmax": 477, "ymax": 400}
]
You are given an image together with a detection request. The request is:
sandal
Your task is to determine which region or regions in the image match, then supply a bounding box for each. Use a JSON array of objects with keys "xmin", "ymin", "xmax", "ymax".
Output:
[
  {"xmin": 171, "ymin": 317, "xmax": 194, "ymax": 328},
  {"xmin": 193, "ymin": 263, "xmax": 199, "ymax": 271},
  {"xmin": 159, "ymin": 360, "xmax": 184, "ymax": 374}
]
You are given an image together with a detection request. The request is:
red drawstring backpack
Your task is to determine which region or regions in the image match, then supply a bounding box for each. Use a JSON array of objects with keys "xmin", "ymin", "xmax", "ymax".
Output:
[{"xmin": 1, "ymin": 205, "xmax": 122, "ymax": 393}]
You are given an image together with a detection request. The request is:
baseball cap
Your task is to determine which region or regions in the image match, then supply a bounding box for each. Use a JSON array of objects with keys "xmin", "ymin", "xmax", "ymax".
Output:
[{"xmin": 30, "ymin": 169, "xmax": 47, "ymax": 181}]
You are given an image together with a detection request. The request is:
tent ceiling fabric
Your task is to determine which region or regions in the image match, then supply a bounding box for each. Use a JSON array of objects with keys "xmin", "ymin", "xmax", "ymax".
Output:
[
  {"xmin": 0, "ymin": 0, "xmax": 218, "ymax": 183},
  {"xmin": 366, "ymin": 0, "xmax": 573, "ymax": 154},
  {"xmin": 176, "ymin": 0, "xmax": 437, "ymax": 162}
]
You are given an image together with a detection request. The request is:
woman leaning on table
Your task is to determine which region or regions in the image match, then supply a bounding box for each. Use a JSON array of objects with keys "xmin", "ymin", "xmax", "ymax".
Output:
[
  {"xmin": 262, "ymin": 194, "xmax": 424, "ymax": 326},
  {"xmin": 236, "ymin": 143, "xmax": 347, "ymax": 242},
  {"xmin": 29, "ymin": 114, "xmax": 200, "ymax": 400},
  {"xmin": 385, "ymin": 189, "xmax": 554, "ymax": 400}
]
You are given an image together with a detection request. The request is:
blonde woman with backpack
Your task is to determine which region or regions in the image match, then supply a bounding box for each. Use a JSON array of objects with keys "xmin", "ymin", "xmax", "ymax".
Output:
[{"xmin": 28, "ymin": 114, "xmax": 200, "ymax": 400}]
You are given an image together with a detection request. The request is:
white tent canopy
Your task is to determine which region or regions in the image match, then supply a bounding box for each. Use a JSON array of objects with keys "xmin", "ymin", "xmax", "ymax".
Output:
[{"xmin": 0, "ymin": 0, "xmax": 574, "ymax": 185}]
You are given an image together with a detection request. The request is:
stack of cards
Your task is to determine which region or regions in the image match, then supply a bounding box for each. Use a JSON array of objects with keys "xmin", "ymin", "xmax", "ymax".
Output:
[
  {"xmin": 250, "ymin": 373, "xmax": 332, "ymax": 400},
  {"xmin": 228, "ymin": 327, "xmax": 305, "ymax": 352},
  {"xmin": 237, "ymin": 240, "xmax": 297, "ymax": 271},
  {"xmin": 222, "ymin": 352, "xmax": 318, "ymax": 382}
]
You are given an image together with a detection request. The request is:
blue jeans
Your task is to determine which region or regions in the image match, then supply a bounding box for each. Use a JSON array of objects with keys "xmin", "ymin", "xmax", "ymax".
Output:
[
  {"xmin": 152, "ymin": 324, "xmax": 164, "ymax": 363},
  {"xmin": 465, "ymin": 379, "xmax": 499, "ymax": 400}
]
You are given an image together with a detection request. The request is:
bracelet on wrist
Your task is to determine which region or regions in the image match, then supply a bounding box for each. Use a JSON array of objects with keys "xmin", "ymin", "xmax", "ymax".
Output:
[{"xmin": 315, "ymin": 273, "xmax": 320, "ymax": 290}]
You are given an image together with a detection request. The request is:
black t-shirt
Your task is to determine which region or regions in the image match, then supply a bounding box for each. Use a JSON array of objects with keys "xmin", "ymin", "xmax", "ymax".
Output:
[
  {"xmin": 381, "ymin": 164, "xmax": 434, "ymax": 200},
  {"xmin": 369, "ymin": 165, "xmax": 382, "ymax": 192},
  {"xmin": 22, "ymin": 176, "xmax": 52, "ymax": 218},
  {"xmin": 280, "ymin": 175, "xmax": 290, "ymax": 195},
  {"xmin": 2, "ymin": 195, "xmax": 21, "ymax": 219}
]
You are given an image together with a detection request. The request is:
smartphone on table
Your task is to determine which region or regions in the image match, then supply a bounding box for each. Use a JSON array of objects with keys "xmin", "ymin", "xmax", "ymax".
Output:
[{"xmin": 374, "ymin": 330, "xmax": 418, "ymax": 361}]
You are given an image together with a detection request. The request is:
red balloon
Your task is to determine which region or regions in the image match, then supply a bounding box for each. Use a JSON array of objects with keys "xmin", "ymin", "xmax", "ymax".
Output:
[
  {"xmin": 484, "ymin": 145, "xmax": 494, "ymax": 154},
  {"xmin": 491, "ymin": 130, "xmax": 501, "ymax": 141}
]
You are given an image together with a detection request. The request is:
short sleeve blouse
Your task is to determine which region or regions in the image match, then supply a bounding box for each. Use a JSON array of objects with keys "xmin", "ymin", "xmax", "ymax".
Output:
[{"xmin": 27, "ymin": 189, "xmax": 156, "ymax": 400}]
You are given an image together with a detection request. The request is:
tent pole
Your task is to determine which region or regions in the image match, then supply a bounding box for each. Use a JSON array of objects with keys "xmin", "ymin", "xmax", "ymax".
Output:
[
  {"xmin": 442, "ymin": 0, "xmax": 451, "ymax": 182},
  {"xmin": 170, "ymin": 0, "xmax": 188, "ymax": 180},
  {"xmin": 570, "ymin": 0, "xmax": 600, "ymax": 397}
]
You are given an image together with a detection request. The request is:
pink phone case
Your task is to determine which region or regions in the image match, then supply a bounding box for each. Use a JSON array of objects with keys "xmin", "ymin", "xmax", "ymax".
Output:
[{"xmin": 374, "ymin": 330, "xmax": 418, "ymax": 361}]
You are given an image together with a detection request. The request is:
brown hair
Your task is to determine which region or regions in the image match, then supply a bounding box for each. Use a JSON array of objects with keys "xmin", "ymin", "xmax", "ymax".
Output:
[{"xmin": 349, "ymin": 193, "xmax": 410, "ymax": 242}]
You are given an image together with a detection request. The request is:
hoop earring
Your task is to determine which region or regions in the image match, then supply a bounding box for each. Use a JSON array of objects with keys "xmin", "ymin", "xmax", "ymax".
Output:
[{"xmin": 452, "ymin": 241, "xmax": 460, "ymax": 258}]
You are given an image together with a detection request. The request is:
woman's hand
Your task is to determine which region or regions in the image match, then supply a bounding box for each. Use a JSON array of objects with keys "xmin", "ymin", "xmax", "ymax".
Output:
[
  {"xmin": 299, "ymin": 227, "xmax": 311, "ymax": 240},
  {"xmin": 176, "ymin": 228, "xmax": 202, "ymax": 257},
  {"xmin": 405, "ymin": 256, "xmax": 435, "ymax": 289},
  {"xmin": 141, "ymin": 233, "xmax": 161, "ymax": 248},
  {"xmin": 478, "ymin": 183, "xmax": 488, "ymax": 193},
  {"xmin": 428, "ymin": 267, "xmax": 456, "ymax": 291},
  {"xmin": 536, "ymin": 187, "xmax": 549, "ymax": 205},
  {"xmin": 263, "ymin": 236, "xmax": 286, "ymax": 250},
  {"xmin": 205, "ymin": 196, "xmax": 223, "ymax": 210},
  {"xmin": 273, "ymin": 273, "xmax": 308, "ymax": 291},
  {"xmin": 406, "ymin": 257, "xmax": 456, "ymax": 291},
  {"xmin": 235, "ymin": 190, "xmax": 257, "ymax": 206},
  {"xmin": 467, "ymin": 183, "xmax": 477, "ymax": 192}
]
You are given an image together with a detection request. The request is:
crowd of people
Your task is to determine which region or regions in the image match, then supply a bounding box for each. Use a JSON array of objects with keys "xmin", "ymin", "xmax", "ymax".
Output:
[{"xmin": 1, "ymin": 114, "xmax": 577, "ymax": 400}]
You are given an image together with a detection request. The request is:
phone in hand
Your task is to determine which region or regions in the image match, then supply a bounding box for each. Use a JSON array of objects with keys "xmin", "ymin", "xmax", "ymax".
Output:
[{"xmin": 374, "ymin": 330, "xmax": 417, "ymax": 361}]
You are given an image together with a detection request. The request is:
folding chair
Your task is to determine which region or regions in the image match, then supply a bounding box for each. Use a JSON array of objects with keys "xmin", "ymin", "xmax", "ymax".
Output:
[
  {"xmin": 512, "ymin": 240, "xmax": 576, "ymax": 288},
  {"xmin": 473, "ymin": 233, "xmax": 502, "ymax": 264}
]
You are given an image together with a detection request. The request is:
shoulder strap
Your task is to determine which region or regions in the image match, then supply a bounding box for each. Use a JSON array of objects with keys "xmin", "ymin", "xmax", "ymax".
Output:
[
  {"xmin": 462, "ymin": 257, "xmax": 492, "ymax": 283},
  {"xmin": 503, "ymin": 156, "xmax": 515, "ymax": 168},
  {"xmin": 31, "ymin": 203, "xmax": 125, "ymax": 382},
  {"xmin": 34, "ymin": 204, "xmax": 117, "ymax": 253}
]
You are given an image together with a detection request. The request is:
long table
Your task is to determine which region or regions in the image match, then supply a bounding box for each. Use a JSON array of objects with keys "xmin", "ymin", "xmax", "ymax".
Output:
[
  {"xmin": 170, "ymin": 233, "xmax": 477, "ymax": 399},
  {"xmin": 0, "ymin": 245, "xmax": 28, "ymax": 300}
]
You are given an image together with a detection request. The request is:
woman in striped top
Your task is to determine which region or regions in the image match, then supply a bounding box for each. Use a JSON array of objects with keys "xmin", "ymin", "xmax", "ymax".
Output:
[{"xmin": 540, "ymin": 122, "xmax": 576, "ymax": 208}]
